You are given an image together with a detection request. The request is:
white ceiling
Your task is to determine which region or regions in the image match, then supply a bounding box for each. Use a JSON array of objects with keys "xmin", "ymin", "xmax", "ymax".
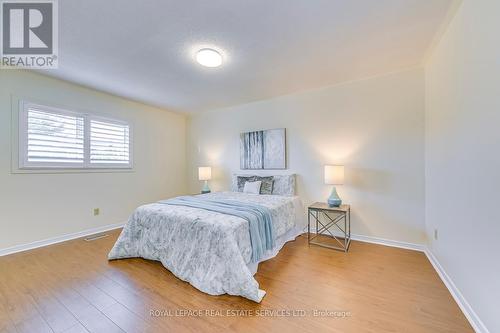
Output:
[{"xmin": 40, "ymin": 0, "xmax": 455, "ymax": 113}]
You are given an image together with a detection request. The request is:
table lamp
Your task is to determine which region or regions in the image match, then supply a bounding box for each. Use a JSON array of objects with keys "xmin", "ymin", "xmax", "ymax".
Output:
[
  {"xmin": 324, "ymin": 165, "xmax": 344, "ymax": 207},
  {"xmin": 198, "ymin": 167, "xmax": 212, "ymax": 194}
]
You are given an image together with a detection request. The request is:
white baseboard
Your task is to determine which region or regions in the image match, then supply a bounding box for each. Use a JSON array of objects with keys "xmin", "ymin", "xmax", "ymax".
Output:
[
  {"xmin": 308, "ymin": 230, "xmax": 426, "ymax": 252},
  {"xmin": 0, "ymin": 222, "xmax": 124, "ymax": 257},
  {"xmin": 425, "ymin": 249, "xmax": 489, "ymax": 333},
  {"xmin": 350, "ymin": 233, "xmax": 426, "ymax": 252}
]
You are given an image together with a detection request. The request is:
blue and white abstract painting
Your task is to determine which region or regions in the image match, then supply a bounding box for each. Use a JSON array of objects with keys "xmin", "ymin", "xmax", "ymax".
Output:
[{"xmin": 240, "ymin": 128, "xmax": 286, "ymax": 169}]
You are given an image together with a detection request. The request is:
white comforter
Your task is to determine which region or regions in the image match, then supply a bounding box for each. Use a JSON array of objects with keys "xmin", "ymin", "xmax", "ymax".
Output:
[{"xmin": 108, "ymin": 192, "xmax": 305, "ymax": 302}]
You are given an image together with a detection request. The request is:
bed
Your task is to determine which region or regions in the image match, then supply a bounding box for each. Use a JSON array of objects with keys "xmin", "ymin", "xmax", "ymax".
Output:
[{"xmin": 108, "ymin": 175, "xmax": 305, "ymax": 302}]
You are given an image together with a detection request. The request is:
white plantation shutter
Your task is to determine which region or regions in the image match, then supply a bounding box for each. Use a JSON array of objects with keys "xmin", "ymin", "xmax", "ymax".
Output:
[
  {"xmin": 90, "ymin": 119, "xmax": 130, "ymax": 166},
  {"xmin": 21, "ymin": 104, "xmax": 85, "ymax": 167},
  {"xmin": 19, "ymin": 101, "xmax": 132, "ymax": 169}
]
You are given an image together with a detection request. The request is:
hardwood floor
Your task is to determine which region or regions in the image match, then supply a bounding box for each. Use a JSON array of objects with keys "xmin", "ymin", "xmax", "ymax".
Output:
[{"xmin": 0, "ymin": 230, "xmax": 472, "ymax": 333}]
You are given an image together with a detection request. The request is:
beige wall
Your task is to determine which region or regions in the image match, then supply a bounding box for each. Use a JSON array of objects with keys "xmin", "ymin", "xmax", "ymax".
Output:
[
  {"xmin": 188, "ymin": 68, "xmax": 426, "ymax": 244},
  {"xmin": 425, "ymin": 1, "xmax": 499, "ymax": 331},
  {"xmin": 0, "ymin": 70, "xmax": 187, "ymax": 250}
]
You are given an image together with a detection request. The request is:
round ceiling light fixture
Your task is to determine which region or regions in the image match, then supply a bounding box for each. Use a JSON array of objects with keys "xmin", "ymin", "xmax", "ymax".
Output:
[{"xmin": 195, "ymin": 48, "xmax": 223, "ymax": 67}]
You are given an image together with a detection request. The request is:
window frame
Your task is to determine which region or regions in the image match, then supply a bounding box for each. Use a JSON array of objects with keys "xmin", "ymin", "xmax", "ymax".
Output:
[{"xmin": 19, "ymin": 100, "xmax": 133, "ymax": 170}]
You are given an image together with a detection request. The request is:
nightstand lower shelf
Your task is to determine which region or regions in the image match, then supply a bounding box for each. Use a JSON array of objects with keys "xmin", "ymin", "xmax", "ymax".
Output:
[{"xmin": 309, "ymin": 235, "xmax": 351, "ymax": 252}]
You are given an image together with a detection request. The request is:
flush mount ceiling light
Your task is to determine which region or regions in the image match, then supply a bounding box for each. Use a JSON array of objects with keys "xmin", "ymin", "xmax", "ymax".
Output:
[{"xmin": 196, "ymin": 48, "xmax": 223, "ymax": 67}]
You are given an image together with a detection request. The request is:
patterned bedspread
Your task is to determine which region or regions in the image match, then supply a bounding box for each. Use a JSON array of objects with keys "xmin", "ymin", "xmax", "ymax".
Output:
[{"xmin": 108, "ymin": 192, "xmax": 305, "ymax": 302}]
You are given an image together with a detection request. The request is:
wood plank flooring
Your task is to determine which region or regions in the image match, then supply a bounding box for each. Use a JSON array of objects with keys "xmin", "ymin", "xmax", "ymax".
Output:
[{"xmin": 0, "ymin": 230, "xmax": 473, "ymax": 333}]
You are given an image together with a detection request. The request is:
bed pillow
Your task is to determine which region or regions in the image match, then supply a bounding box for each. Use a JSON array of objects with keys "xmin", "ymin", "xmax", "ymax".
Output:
[
  {"xmin": 254, "ymin": 176, "xmax": 274, "ymax": 195},
  {"xmin": 237, "ymin": 176, "xmax": 256, "ymax": 192},
  {"xmin": 235, "ymin": 175, "xmax": 274, "ymax": 194},
  {"xmin": 232, "ymin": 174, "xmax": 295, "ymax": 196},
  {"xmin": 271, "ymin": 174, "xmax": 296, "ymax": 196},
  {"xmin": 243, "ymin": 181, "xmax": 262, "ymax": 194}
]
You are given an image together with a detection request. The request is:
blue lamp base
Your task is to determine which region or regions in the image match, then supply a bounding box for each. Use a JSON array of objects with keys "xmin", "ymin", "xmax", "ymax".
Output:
[
  {"xmin": 327, "ymin": 186, "xmax": 342, "ymax": 207},
  {"xmin": 201, "ymin": 180, "xmax": 211, "ymax": 194}
]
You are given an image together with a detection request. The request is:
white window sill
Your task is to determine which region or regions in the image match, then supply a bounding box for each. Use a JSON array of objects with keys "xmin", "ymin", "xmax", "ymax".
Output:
[{"xmin": 11, "ymin": 167, "xmax": 135, "ymax": 174}]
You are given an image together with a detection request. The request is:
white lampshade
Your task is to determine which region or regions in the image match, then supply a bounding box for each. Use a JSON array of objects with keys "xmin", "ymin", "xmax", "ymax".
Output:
[
  {"xmin": 324, "ymin": 165, "xmax": 344, "ymax": 185},
  {"xmin": 198, "ymin": 167, "xmax": 212, "ymax": 181}
]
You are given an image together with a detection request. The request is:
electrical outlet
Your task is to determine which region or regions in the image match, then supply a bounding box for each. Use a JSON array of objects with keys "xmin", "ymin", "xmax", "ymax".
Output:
[
  {"xmin": 93, "ymin": 208, "xmax": 100, "ymax": 216},
  {"xmin": 434, "ymin": 228, "xmax": 438, "ymax": 240}
]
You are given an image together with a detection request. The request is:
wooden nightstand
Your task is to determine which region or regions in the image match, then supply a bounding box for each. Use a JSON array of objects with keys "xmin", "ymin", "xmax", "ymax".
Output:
[{"xmin": 308, "ymin": 202, "xmax": 351, "ymax": 252}]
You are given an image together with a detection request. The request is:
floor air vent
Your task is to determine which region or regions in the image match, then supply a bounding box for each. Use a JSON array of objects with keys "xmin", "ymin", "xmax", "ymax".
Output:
[{"xmin": 84, "ymin": 233, "xmax": 109, "ymax": 242}]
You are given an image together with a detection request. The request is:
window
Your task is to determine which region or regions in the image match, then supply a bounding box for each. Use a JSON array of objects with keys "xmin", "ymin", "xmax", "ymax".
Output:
[
  {"xmin": 19, "ymin": 101, "xmax": 132, "ymax": 169},
  {"xmin": 21, "ymin": 105, "xmax": 85, "ymax": 166},
  {"xmin": 90, "ymin": 118, "xmax": 130, "ymax": 166}
]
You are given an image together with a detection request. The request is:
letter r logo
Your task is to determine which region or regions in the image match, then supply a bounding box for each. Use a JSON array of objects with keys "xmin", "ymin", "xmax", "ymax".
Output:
[{"xmin": 2, "ymin": 1, "xmax": 53, "ymax": 54}]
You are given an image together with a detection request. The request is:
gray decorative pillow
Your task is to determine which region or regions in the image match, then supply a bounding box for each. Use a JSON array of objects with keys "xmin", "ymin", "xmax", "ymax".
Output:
[
  {"xmin": 237, "ymin": 176, "xmax": 255, "ymax": 192},
  {"xmin": 254, "ymin": 176, "xmax": 274, "ymax": 195},
  {"xmin": 236, "ymin": 175, "xmax": 274, "ymax": 194},
  {"xmin": 272, "ymin": 174, "xmax": 296, "ymax": 196}
]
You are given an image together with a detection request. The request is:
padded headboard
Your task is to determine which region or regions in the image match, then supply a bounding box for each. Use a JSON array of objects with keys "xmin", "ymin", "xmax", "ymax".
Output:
[{"xmin": 231, "ymin": 174, "xmax": 296, "ymax": 196}]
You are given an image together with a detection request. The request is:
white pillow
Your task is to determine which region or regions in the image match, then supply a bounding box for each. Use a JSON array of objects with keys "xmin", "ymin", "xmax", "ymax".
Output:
[{"xmin": 243, "ymin": 181, "xmax": 262, "ymax": 194}]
